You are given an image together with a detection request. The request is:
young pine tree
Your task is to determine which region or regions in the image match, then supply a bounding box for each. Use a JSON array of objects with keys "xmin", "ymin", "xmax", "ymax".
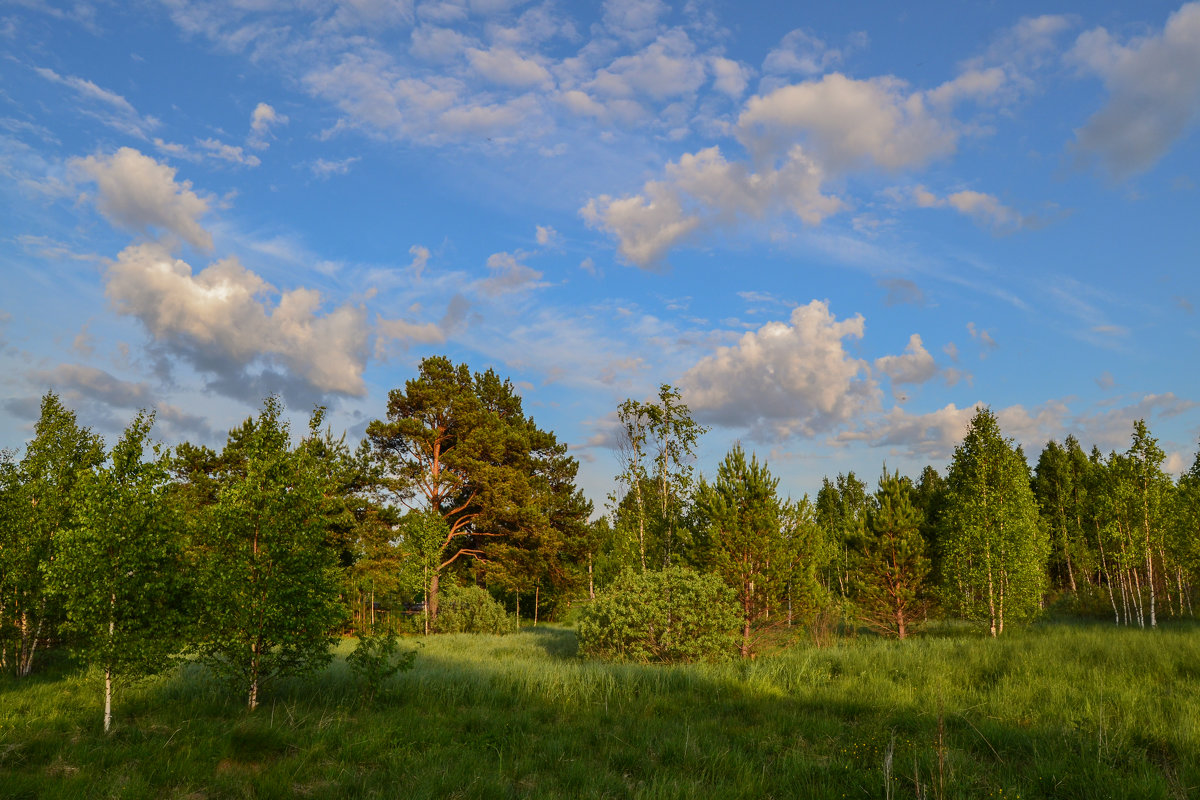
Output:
[{"xmin": 849, "ymin": 470, "xmax": 929, "ymax": 639}]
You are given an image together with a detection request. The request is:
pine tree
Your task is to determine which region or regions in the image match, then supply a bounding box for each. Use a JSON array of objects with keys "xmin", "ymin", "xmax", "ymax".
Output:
[
  {"xmin": 849, "ymin": 469, "xmax": 929, "ymax": 639},
  {"xmin": 692, "ymin": 445, "xmax": 792, "ymax": 657}
]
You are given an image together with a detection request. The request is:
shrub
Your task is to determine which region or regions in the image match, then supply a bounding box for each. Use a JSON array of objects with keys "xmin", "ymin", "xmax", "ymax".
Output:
[
  {"xmin": 577, "ymin": 567, "xmax": 740, "ymax": 663},
  {"xmin": 434, "ymin": 584, "xmax": 517, "ymax": 635},
  {"xmin": 346, "ymin": 629, "xmax": 417, "ymax": 702}
]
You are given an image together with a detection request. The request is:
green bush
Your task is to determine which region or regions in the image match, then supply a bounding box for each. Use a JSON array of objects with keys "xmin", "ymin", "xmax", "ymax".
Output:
[
  {"xmin": 434, "ymin": 584, "xmax": 517, "ymax": 634},
  {"xmin": 578, "ymin": 567, "xmax": 740, "ymax": 663},
  {"xmin": 346, "ymin": 629, "xmax": 417, "ymax": 702}
]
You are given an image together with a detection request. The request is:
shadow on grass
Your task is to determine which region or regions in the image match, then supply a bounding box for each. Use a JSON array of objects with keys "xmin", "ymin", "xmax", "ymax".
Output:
[{"xmin": 3, "ymin": 624, "xmax": 1199, "ymax": 800}]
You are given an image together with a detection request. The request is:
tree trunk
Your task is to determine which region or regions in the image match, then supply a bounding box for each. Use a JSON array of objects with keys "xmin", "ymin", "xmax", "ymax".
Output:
[
  {"xmin": 104, "ymin": 665, "xmax": 113, "ymax": 733},
  {"xmin": 429, "ymin": 570, "xmax": 440, "ymax": 622}
]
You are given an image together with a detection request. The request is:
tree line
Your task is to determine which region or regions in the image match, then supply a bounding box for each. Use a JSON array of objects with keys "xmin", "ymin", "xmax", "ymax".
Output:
[{"xmin": 3, "ymin": 356, "xmax": 1199, "ymax": 710}]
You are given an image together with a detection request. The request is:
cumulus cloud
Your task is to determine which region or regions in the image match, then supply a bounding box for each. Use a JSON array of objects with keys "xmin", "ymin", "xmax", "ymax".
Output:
[
  {"xmin": 71, "ymin": 147, "xmax": 213, "ymax": 251},
  {"xmin": 467, "ymin": 46, "xmax": 554, "ymax": 88},
  {"xmin": 710, "ymin": 56, "xmax": 751, "ymax": 98},
  {"xmin": 737, "ymin": 73, "xmax": 961, "ymax": 172},
  {"xmin": 535, "ymin": 224, "xmax": 560, "ymax": 247},
  {"xmin": 587, "ymin": 29, "xmax": 708, "ymax": 104},
  {"xmin": 105, "ymin": 241, "xmax": 369, "ymax": 400},
  {"xmin": 581, "ymin": 145, "xmax": 841, "ymax": 267},
  {"xmin": 679, "ymin": 300, "xmax": 879, "ymax": 439},
  {"xmin": 1068, "ymin": 2, "xmax": 1200, "ymax": 176},
  {"xmin": 874, "ymin": 333, "xmax": 938, "ymax": 393}
]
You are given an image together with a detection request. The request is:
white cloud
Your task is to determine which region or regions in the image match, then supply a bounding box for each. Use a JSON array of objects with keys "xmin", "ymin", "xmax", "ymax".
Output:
[
  {"xmin": 71, "ymin": 147, "xmax": 214, "ymax": 251},
  {"xmin": 475, "ymin": 251, "xmax": 546, "ymax": 296},
  {"xmin": 588, "ymin": 30, "xmax": 707, "ymax": 102},
  {"xmin": 874, "ymin": 333, "xmax": 938, "ymax": 391},
  {"xmin": 375, "ymin": 294, "xmax": 470, "ymax": 352},
  {"xmin": 679, "ymin": 300, "xmax": 879, "ymax": 439},
  {"xmin": 105, "ymin": 241, "xmax": 369, "ymax": 399},
  {"xmin": 581, "ymin": 145, "xmax": 841, "ymax": 267},
  {"xmin": 737, "ymin": 73, "xmax": 961, "ymax": 172},
  {"xmin": 762, "ymin": 29, "xmax": 842, "ymax": 76},
  {"xmin": 535, "ymin": 225, "xmax": 560, "ymax": 247},
  {"xmin": 467, "ymin": 46, "xmax": 554, "ymax": 88},
  {"xmin": 903, "ymin": 184, "xmax": 1028, "ymax": 231},
  {"xmin": 311, "ymin": 156, "xmax": 361, "ymax": 177},
  {"xmin": 34, "ymin": 67, "xmax": 160, "ymax": 138},
  {"xmin": 967, "ymin": 321, "xmax": 997, "ymax": 354},
  {"xmin": 248, "ymin": 102, "xmax": 288, "ymax": 148},
  {"xmin": 409, "ymin": 244, "xmax": 431, "ymax": 278},
  {"xmin": 197, "ymin": 138, "xmax": 262, "ymax": 167},
  {"xmin": 1068, "ymin": 2, "xmax": 1200, "ymax": 176},
  {"xmin": 602, "ymin": 0, "xmax": 666, "ymax": 43},
  {"xmin": 710, "ymin": 56, "xmax": 751, "ymax": 98}
]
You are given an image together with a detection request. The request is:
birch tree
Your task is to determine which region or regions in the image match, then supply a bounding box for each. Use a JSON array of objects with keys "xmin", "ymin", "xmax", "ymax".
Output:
[
  {"xmin": 0, "ymin": 392, "xmax": 103, "ymax": 676},
  {"xmin": 941, "ymin": 408, "xmax": 1048, "ymax": 636},
  {"xmin": 53, "ymin": 412, "xmax": 185, "ymax": 732},
  {"xmin": 192, "ymin": 398, "xmax": 344, "ymax": 710}
]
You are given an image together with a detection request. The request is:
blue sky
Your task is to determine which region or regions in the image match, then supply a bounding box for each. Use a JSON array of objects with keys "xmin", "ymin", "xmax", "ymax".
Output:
[{"xmin": 3, "ymin": 0, "xmax": 1200, "ymax": 507}]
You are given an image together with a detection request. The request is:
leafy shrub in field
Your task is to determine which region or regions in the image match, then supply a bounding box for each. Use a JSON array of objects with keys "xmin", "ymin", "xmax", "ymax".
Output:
[
  {"xmin": 578, "ymin": 567, "xmax": 740, "ymax": 663},
  {"xmin": 346, "ymin": 629, "xmax": 417, "ymax": 701},
  {"xmin": 434, "ymin": 584, "xmax": 517, "ymax": 634}
]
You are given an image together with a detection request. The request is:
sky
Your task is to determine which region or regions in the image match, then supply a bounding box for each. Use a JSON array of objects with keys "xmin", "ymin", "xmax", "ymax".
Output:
[{"xmin": 2, "ymin": 0, "xmax": 1200, "ymax": 509}]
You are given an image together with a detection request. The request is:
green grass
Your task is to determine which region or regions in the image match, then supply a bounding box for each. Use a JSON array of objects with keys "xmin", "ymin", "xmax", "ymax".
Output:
[{"xmin": 2, "ymin": 620, "xmax": 1198, "ymax": 799}]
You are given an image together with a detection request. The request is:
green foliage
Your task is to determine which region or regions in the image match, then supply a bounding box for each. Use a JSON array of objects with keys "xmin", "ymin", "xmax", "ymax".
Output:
[
  {"xmin": 941, "ymin": 408, "xmax": 1049, "ymax": 636},
  {"xmin": 346, "ymin": 629, "xmax": 417, "ymax": 701},
  {"xmin": 578, "ymin": 567, "xmax": 738, "ymax": 663},
  {"xmin": 367, "ymin": 356, "xmax": 591, "ymax": 621},
  {"xmin": 191, "ymin": 397, "xmax": 346, "ymax": 709},
  {"xmin": 692, "ymin": 444, "xmax": 817, "ymax": 656},
  {"xmin": 610, "ymin": 384, "xmax": 706, "ymax": 573},
  {"xmin": 52, "ymin": 411, "xmax": 187, "ymax": 730},
  {"xmin": 848, "ymin": 470, "xmax": 930, "ymax": 639},
  {"xmin": 433, "ymin": 583, "xmax": 516, "ymax": 634},
  {"xmin": 0, "ymin": 392, "xmax": 104, "ymax": 677}
]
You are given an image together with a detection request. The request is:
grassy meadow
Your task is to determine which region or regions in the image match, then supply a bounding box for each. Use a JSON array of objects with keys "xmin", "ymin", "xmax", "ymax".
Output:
[{"xmin": 2, "ymin": 620, "xmax": 1198, "ymax": 799}]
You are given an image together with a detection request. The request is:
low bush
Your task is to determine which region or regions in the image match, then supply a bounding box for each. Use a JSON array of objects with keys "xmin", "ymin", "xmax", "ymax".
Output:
[
  {"xmin": 434, "ymin": 584, "xmax": 517, "ymax": 635},
  {"xmin": 346, "ymin": 629, "xmax": 418, "ymax": 701},
  {"xmin": 578, "ymin": 567, "xmax": 739, "ymax": 663}
]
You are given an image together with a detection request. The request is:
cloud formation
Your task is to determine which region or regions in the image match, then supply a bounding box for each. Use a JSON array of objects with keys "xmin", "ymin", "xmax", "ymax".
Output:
[
  {"xmin": 71, "ymin": 147, "xmax": 213, "ymax": 250},
  {"xmin": 581, "ymin": 145, "xmax": 841, "ymax": 267},
  {"xmin": 105, "ymin": 242, "xmax": 369, "ymax": 399},
  {"xmin": 1069, "ymin": 2, "xmax": 1200, "ymax": 176},
  {"xmin": 679, "ymin": 300, "xmax": 879, "ymax": 439}
]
